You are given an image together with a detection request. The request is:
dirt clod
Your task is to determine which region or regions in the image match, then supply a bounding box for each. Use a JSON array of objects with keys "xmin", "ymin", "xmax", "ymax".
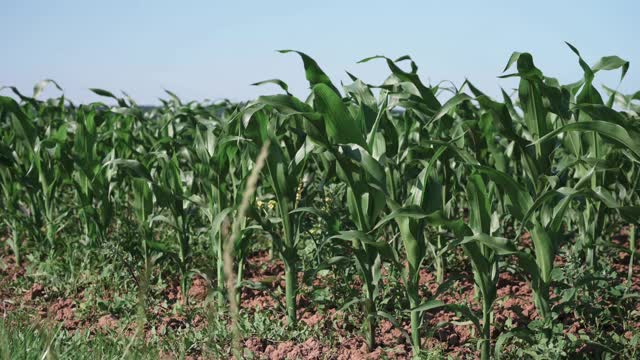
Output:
[{"xmin": 23, "ymin": 283, "xmax": 45, "ymax": 301}]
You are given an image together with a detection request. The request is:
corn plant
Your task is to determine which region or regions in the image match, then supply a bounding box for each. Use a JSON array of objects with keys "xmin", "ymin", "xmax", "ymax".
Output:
[
  {"xmin": 259, "ymin": 51, "xmax": 396, "ymax": 348},
  {"xmin": 131, "ymin": 177, "xmax": 155, "ymax": 279},
  {"xmin": 0, "ymin": 96, "xmax": 72, "ymax": 249},
  {"xmin": 191, "ymin": 111, "xmax": 243, "ymax": 307},
  {"xmin": 323, "ymin": 112, "xmax": 392, "ymax": 350},
  {"xmin": 152, "ymin": 154, "xmax": 197, "ymax": 305},
  {"xmin": 70, "ymin": 107, "xmax": 114, "ymax": 245},
  {"xmin": 360, "ymin": 54, "xmax": 472, "ymax": 284},
  {"xmin": 384, "ymin": 156, "xmax": 444, "ymax": 351},
  {"xmin": 244, "ymin": 107, "xmax": 310, "ymax": 324},
  {"xmin": 0, "ymin": 144, "xmax": 26, "ymax": 264},
  {"xmin": 553, "ymin": 44, "xmax": 633, "ymax": 270}
]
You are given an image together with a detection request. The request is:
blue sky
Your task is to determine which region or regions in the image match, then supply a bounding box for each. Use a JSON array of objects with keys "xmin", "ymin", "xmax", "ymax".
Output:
[{"xmin": 2, "ymin": 0, "xmax": 638, "ymax": 104}]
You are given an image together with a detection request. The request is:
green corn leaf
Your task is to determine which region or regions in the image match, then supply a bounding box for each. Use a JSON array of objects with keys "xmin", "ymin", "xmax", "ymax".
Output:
[
  {"xmin": 359, "ymin": 55, "xmax": 441, "ymax": 112},
  {"xmin": 372, "ymin": 205, "xmax": 430, "ymax": 231},
  {"xmin": 532, "ymin": 120, "xmax": 640, "ymax": 161},
  {"xmin": 475, "ymin": 166, "xmax": 533, "ymax": 221},
  {"xmin": 313, "ymin": 84, "xmax": 366, "ymax": 147},
  {"xmin": 530, "ymin": 223, "xmax": 555, "ymax": 284},
  {"xmin": 410, "ymin": 300, "xmax": 481, "ymax": 334},
  {"xmin": 329, "ymin": 230, "xmax": 398, "ymax": 263},
  {"xmin": 106, "ymin": 159, "xmax": 152, "ymax": 181},
  {"xmin": 33, "ymin": 79, "xmax": 62, "ymax": 99},
  {"xmin": 0, "ymin": 96, "xmax": 36, "ymax": 148},
  {"xmin": 463, "ymin": 233, "xmax": 517, "ymax": 255},
  {"xmin": 278, "ymin": 50, "xmax": 340, "ymax": 94},
  {"xmin": 90, "ymin": 88, "xmax": 128, "ymax": 107},
  {"xmin": 431, "ymin": 93, "xmax": 473, "ymax": 124},
  {"xmin": 503, "ymin": 52, "xmax": 522, "ymax": 72},
  {"xmin": 251, "ymin": 79, "xmax": 291, "ymax": 95},
  {"xmin": 376, "ymin": 310, "xmax": 413, "ymax": 345},
  {"xmin": 592, "ymin": 56, "xmax": 630, "ymax": 82},
  {"xmin": 466, "ymin": 174, "xmax": 491, "ymax": 235},
  {"xmin": 146, "ymin": 240, "xmax": 175, "ymax": 253},
  {"xmin": 211, "ymin": 207, "xmax": 233, "ymax": 239},
  {"xmin": 337, "ymin": 144, "xmax": 386, "ymax": 190}
]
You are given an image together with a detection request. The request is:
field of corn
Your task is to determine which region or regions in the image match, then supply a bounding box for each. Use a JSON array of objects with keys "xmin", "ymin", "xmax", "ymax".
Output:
[{"xmin": 1, "ymin": 45, "xmax": 640, "ymax": 359}]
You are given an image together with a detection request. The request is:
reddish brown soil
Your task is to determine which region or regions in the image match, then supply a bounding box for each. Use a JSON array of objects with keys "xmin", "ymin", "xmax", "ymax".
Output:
[
  {"xmin": 48, "ymin": 298, "xmax": 80, "ymax": 329},
  {"xmin": 97, "ymin": 314, "xmax": 118, "ymax": 330},
  {"xmin": 2, "ymin": 227, "xmax": 640, "ymax": 359},
  {"xmin": 23, "ymin": 283, "xmax": 45, "ymax": 301},
  {"xmin": 188, "ymin": 277, "xmax": 209, "ymax": 302}
]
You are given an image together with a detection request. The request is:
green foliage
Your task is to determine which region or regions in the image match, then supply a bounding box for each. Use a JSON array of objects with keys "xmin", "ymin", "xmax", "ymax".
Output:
[{"xmin": 1, "ymin": 44, "xmax": 639, "ymax": 359}]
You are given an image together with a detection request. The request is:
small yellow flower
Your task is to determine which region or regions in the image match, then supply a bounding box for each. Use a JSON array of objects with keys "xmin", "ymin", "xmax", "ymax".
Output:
[
  {"xmin": 256, "ymin": 200, "xmax": 265, "ymax": 209},
  {"xmin": 267, "ymin": 200, "xmax": 277, "ymax": 210}
]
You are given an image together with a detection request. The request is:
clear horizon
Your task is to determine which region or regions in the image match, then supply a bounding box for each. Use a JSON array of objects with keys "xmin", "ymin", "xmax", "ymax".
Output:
[{"xmin": 2, "ymin": 0, "xmax": 639, "ymax": 104}]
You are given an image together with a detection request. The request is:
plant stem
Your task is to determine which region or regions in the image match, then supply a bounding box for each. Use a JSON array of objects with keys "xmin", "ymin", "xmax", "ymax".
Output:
[
  {"xmin": 46, "ymin": 221, "xmax": 55, "ymax": 249},
  {"xmin": 179, "ymin": 219, "xmax": 190, "ymax": 306},
  {"xmin": 364, "ymin": 298, "xmax": 376, "ymax": 351},
  {"xmin": 533, "ymin": 288, "xmax": 551, "ymax": 322},
  {"xmin": 214, "ymin": 182, "xmax": 226, "ymax": 307},
  {"xmin": 181, "ymin": 267, "xmax": 189, "ymax": 306},
  {"xmin": 409, "ymin": 296, "xmax": 420, "ymax": 352},
  {"xmin": 435, "ymin": 243, "xmax": 445, "ymax": 284},
  {"xmin": 284, "ymin": 261, "xmax": 297, "ymax": 324},
  {"xmin": 11, "ymin": 220, "xmax": 20, "ymax": 265},
  {"xmin": 587, "ymin": 247, "xmax": 597, "ymax": 270},
  {"xmin": 236, "ymin": 258, "xmax": 245, "ymax": 306},
  {"xmin": 216, "ymin": 229, "xmax": 225, "ymax": 307},
  {"xmin": 480, "ymin": 301, "xmax": 492, "ymax": 360},
  {"xmin": 629, "ymin": 224, "xmax": 636, "ymax": 287}
]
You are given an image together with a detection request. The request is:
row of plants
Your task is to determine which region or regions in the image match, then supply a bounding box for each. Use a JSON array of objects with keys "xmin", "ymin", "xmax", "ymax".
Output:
[{"xmin": 1, "ymin": 44, "xmax": 639, "ymax": 358}]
